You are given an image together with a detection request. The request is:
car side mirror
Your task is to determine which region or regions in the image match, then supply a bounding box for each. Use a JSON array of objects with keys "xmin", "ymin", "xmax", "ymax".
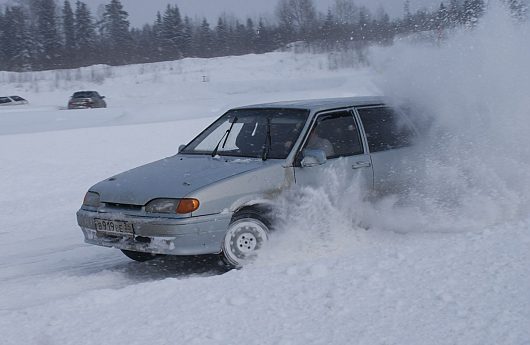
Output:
[
  {"xmin": 101, "ymin": 96, "xmax": 105, "ymax": 99},
  {"xmin": 178, "ymin": 144, "xmax": 186, "ymax": 153},
  {"xmin": 301, "ymin": 149, "xmax": 327, "ymax": 167}
]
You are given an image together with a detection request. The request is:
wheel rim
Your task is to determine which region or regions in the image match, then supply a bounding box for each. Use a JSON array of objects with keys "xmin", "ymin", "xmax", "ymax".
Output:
[{"xmin": 223, "ymin": 218, "xmax": 269, "ymax": 266}]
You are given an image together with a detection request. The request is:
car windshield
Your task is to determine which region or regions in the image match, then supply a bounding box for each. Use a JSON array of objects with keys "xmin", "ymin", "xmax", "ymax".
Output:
[
  {"xmin": 9, "ymin": 96, "xmax": 24, "ymax": 101},
  {"xmin": 73, "ymin": 91, "xmax": 96, "ymax": 98},
  {"xmin": 181, "ymin": 108, "xmax": 309, "ymax": 159}
]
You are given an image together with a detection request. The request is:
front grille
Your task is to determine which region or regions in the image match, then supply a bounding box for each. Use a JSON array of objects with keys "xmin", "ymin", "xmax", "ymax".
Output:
[{"xmin": 103, "ymin": 202, "xmax": 143, "ymax": 211}]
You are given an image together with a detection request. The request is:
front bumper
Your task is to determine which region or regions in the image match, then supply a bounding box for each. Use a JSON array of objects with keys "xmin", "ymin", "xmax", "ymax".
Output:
[{"xmin": 77, "ymin": 209, "xmax": 232, "ymax": 255}]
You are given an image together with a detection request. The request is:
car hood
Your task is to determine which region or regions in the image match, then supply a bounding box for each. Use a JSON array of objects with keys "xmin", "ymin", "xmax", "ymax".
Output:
[{"xmin": 90, "ymin": 155, "xmax": 277, "ymax": 205}]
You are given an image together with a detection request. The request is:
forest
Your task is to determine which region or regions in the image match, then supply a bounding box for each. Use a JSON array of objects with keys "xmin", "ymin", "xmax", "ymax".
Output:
[{"xmin": 0, "ymin": 0, "xmax": 527, "ymax": 71}]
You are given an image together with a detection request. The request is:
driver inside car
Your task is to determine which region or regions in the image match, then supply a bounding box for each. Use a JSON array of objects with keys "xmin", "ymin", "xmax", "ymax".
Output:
[{"xmin": 305, "ymin": 126, "xmax": 335, "ymax": 157}]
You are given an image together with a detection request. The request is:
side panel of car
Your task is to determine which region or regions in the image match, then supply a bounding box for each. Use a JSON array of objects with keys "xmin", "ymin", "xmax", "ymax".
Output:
[
  {"xmin": 355, "ymin": 106, "xmax": 417, "ymax": 196},
  {"xmin": 188, "ymin": 162, "xmax": 294, "ymax": 217}
]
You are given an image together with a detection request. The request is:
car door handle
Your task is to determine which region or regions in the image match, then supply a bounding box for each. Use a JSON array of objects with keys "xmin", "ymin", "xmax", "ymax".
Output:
[{"xmin": 352, "ymin": 161, "xmax": 371, "ymax": 169}]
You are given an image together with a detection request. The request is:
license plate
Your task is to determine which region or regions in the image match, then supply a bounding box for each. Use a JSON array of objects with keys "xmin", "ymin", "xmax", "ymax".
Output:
[{"xmin": 94, "ymin": 218, "xmax": 134, "ymax": 236}]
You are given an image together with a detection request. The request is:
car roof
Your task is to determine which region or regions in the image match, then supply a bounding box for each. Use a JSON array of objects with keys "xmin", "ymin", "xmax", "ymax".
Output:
[{"xmin": 232, "ymin": 96, "xmax": 385, "ymax": 112}]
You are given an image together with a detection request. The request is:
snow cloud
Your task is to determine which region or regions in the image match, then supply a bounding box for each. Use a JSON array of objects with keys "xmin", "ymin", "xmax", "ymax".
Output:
[{"xmin": 265, "ymin": 3, "xmax": 530, "ymax": 260}]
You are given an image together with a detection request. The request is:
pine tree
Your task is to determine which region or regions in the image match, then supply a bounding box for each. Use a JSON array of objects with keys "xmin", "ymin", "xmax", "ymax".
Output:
[
  {"xmin": 62, "ymin": 0, "xmax": 75, "ymax": 67},
  {"xmin": 448, "ymin": 0, "xmax": 461, "ymax": 25},
  {"xmin": 507, "ymin": 0, "xmax": 528, "ymax": 21},
  {"xmin": 436, "ymin": 2, "xmax": 449, "ymax": 29},
  {"xmin": 245, "ymin": 18, "xmax": 257, "ymax": 53},
  {"xmin": 403, "ymin": 0, "xmax": 412, "ymax": 31},
  {"xmin": 358, "ymin": 6, "xmax": 371, "ymax": 40},
  {"xmin": 320, "ymin": 9, "xmax": 335, "ymax": 48},
  {"xmin": 463, "ymin": 0, "xmax": 484, "ymax": 27},
  {"xmin": 215, "ymin": 16, "xmax": 229, "ymax": 56},
  {"xmin": 160, "ymin": 4, "xmax": 183, "ymax": 60},
  {"xmin": 181, "ymin": 16, "xmax": 193, "ymax": 57},
  {"xmin": 231, "ymin": 20, "xmax": 249, "ymax": 55},
  {"xmin": 255, "ymin": 18, "xmax": 271, "ymax": 53},
  {"xmin": 374, "ymin": 6, "xmax": 391, "ymax": 44},
  {"xmin": 2, "ymin": 6, "xmax": 33, "ymax": 70},
  {"xmin": 74, "ymin": 0, "xmax": 96, "ymax": 66},
  {"xmin": 35, "ymin": 0, "xmax": 62, "ymax": 69},
  {"xmin": 100, "ymin": 0, "xmax": 132, "ymax": 65},
  {"xmin": 130, "ymin": 24, "xmax": 155, "ymax": 63},
  {"xmin": 152, "ymin": 11, "xmax": 163, "ymax": 60},
  {"xmin": 195, "ymin": 18, "xmax": 213, "ymax": 58}
]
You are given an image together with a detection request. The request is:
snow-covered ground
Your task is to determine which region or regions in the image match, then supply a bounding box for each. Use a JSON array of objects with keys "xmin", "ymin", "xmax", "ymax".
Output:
[{"xmin": 1, "ymin": 6, "xmax": 530, "ymax": 345}]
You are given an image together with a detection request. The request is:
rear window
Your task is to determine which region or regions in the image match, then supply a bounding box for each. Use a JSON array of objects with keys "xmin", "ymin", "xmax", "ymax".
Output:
[
  {"xmin": 73, "ymin": 91, "xmax": 96, "ymax": 98},
  {"xmin": 0, "ymin": 97, "xmax": 12, "ymax": 104},
  {"xmin": 357, "ymin": 107, "xmax": 415, "ymax": 152}
]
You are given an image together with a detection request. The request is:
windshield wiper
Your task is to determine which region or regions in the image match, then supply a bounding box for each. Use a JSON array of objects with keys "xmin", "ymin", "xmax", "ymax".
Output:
[
  {"xmin": 261, "ymin": 117, "xmax": 272, "ymax": 161},
  {"xmin": 211, "ymin": 116, "xmax": 238, "ymax": 157}
]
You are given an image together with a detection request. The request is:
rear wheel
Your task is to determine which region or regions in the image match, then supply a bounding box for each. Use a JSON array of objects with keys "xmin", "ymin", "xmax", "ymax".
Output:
[
  {"xmin": 221, "ymin": 211, "xmax": 271, "ymax": 268},
  {"xmin": 121, "ymin": 249, "xmax": 157, "ymax": 262}
]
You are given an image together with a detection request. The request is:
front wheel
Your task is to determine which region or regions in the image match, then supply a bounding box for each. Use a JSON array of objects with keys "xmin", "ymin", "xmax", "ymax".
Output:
[
  {"xmin": 221, "ymin": 211, "xmax": 271, "ymax": 268},
  {"xmin": 121, "ymin": 249, "xmax": 157, "ymax": 262}
]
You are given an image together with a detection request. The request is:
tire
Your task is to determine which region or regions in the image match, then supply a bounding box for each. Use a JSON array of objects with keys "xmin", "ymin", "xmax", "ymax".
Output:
[
  {"xmin": 221, "ymin": 210, "xmax": 271, "ymax": 268},
  {"xmin": 121, "ymin": 249, "xmax": 157, "ymax": 262}
]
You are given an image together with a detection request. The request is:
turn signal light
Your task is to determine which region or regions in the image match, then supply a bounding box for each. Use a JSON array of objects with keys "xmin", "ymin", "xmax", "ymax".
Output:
[{"xmin": 176, "ymin": 199, "xmax": 200, "ymax": 214}]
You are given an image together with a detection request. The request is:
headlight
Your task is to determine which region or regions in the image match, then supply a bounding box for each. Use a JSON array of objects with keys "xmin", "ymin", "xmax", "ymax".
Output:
[
  {"xmin": 145, "ymin": 198, "xmax": 200, "ymax": 214},
  {"xmin": 83, "ymin": 191, "xmax": 100, "ymax": 207}
]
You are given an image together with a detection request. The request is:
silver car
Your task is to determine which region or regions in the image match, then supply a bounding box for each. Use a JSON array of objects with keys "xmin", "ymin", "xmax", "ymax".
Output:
[
  {"xmin": 0, "ymin": 95, "xmax": 29, "ymax": 106},
  {"xmin": 76, "ymin": 97, "xmax": 416, "ymax": 267}
]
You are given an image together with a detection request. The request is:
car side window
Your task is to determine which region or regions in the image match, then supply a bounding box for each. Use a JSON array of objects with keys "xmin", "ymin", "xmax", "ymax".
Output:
[
  {"xmin": 357, "ymin": 107, "xmax": 415, "ymax": 153},
  {"xmin": 0, "ymin": 97, "xmax": 12, "ymax": 104},
  {"xmin": 303, "ymin": 110, "xmax": 363, "ymax": 159}
]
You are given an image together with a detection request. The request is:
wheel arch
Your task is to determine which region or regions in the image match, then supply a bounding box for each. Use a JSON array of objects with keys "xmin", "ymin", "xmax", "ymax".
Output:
[{"xmin": 231, "ymin": 203, "xmax": 274, "ymax": 225}]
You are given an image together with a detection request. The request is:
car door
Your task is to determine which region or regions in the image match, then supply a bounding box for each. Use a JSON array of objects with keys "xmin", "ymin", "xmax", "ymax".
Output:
[
  {"xmin": 355, "ymin": 106, "xmax": 417, "ymax": 196},
  {"xmin": 293, "ymin": 109, "xmax": 373, "ymax": 191}
]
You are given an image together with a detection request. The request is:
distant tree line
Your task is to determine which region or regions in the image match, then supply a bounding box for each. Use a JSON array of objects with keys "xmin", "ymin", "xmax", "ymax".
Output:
[{"xmin": 0, "ymin": 0, "xmax": 527, "ymax": 71}]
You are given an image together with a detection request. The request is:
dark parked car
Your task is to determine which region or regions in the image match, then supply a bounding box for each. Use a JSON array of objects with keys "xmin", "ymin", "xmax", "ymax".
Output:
[
  {"xmin": 0, "ymin": 95, "xmax": 29, "ymax": 106},
  {"xmin": 68, "ymin": 91, "xmax": 106, "ymax": 109}
]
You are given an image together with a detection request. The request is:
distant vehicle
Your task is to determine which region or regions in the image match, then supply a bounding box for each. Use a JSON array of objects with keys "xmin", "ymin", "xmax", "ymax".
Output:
[
  {"xmin": 67, "ymin": 91, "xmax": 106, "ymax": 109},
  {"xmin": 0, "ymin": 95, "xmax": 29, "ymax": 106},
  {"xmin": 76, "ymin": 96, "xmax": 417, "ymax": 267}
]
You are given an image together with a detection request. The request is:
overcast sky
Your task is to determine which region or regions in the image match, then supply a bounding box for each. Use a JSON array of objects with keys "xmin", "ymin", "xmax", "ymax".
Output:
[{"xmin": 1, "ymin": 0, "xmax": 441, "ymax": 27}]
